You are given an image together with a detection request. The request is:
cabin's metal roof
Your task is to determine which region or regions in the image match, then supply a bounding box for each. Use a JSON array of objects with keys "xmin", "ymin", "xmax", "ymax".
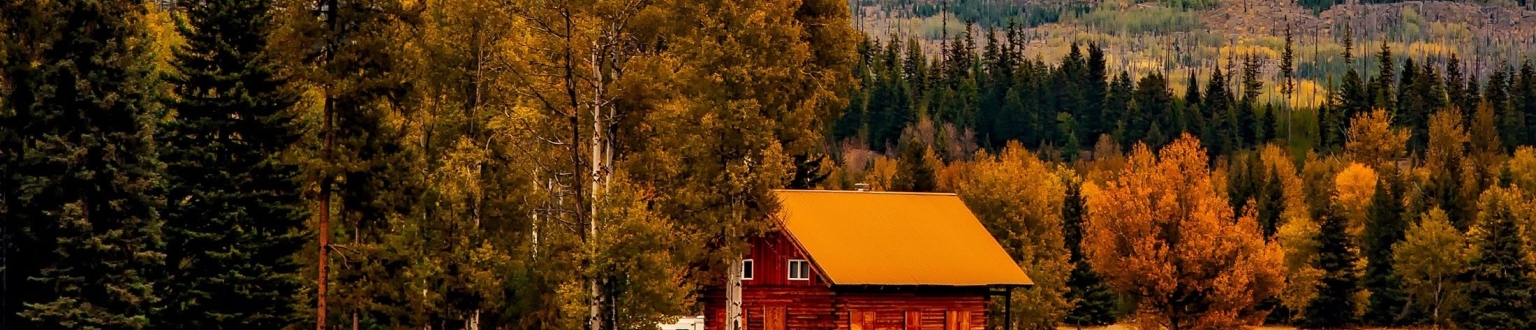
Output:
[{"xmin": 773, "ymin": 190, "xmax": 1034, "ymax": 287}]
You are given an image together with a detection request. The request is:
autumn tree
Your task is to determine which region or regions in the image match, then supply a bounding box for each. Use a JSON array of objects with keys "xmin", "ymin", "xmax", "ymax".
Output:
[
  {"xmin": 1426, "ymin": 109, "xmax": 1476, "ymax": 230},
  {"xmin": 1393, "ymin": 208, "xmax": 1469, "ymax": 327},
  {"xmin": 1509, "ymin": 147, "xmax": 1536, "ymax": 195},
  {"xmin": 956, "ymin": 142, "xmax": 1073, "ymax": 329},
  {"xmin": 1, "ymin": 0, "xmax": 167, "ymax": 328},
  {"xmin": 155, "ymin": 0, "xmax": 307, "ymax": 326},
  {"xmin": 1083, "ymin": 134, "xmax": 1285, "ymax": 330},
  {"xmin": 1346, "ymin": 109, "xmax": 1410, "ymax": 169}
]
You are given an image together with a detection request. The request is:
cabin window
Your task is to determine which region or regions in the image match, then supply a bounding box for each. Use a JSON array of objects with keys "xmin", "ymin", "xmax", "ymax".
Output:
[
  {"xmin": 787, "ymin": 259, "xmax": 810, "ymax": 280},
  {"xmin": 741, "ymin": 259, "xmax": 754, "ymax": 280}
]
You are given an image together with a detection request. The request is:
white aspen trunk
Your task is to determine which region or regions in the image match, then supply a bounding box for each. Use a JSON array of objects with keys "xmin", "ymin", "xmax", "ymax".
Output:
[
  {"xmin": 725, "ymin": 256, "xmax": 744, "ymax": 330},
  {"xmin": 588, "ymin": 40, "xmax": 609, "ymax": 330}
]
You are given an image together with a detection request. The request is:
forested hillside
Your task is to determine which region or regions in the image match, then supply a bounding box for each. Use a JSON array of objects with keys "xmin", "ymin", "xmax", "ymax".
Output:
[{"xmin": 4, "ymin": 0, "xmax": 1536, "ymax": 329}]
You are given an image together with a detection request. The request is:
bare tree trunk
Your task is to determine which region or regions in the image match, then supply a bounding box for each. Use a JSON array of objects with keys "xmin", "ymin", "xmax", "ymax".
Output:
[
  {"xmin": 318, "ymin": 94, "xmax": 334, "ymax": 330},
  {"xmin": 725, "ymin": 257, "xmax": 743, "ymax": 330}
]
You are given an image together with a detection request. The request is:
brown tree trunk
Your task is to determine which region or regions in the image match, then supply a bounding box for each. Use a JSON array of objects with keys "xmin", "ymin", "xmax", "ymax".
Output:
[{"xmin": 318, "ymin": 96, "xmax": 333, "ymax": 330}]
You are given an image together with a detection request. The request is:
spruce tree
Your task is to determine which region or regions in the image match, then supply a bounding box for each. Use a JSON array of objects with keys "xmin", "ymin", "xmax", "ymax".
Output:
[
  {"xmin": 1204, "ymin": 68, "xmax": 1235, "ymax": 155},
  {"xmin": 1454, "ymin": 189, "xmax": 1536, "ymax": 329},
  {"xmin": 1135, "ymin": 72, "xmax": 1174, "ymax": 145},
  {"xmin": 1238, "ymin": 55, "xmax": 1263, "ymax": 147},
  {"xmin": 1302, "ymin": 206, "xmax": 1362, "ymax": 328},
  {"xmin": 1362, "ymin": 173, "xmax": 1408, "ymax": 326},
  {"xmin": 1339, "ymin": 57, "xmax": 1369, "ymax": 149},
  {"xmin": 1446, "ymin": 54, "xmax": 1475, "ymax": 123},
  {"xmin": 1371, "ymin": 43, "xmax": 1396, "ymax": 112},
  {"xmin": 2, "ymin": 0, "xmax": 166, "ymax": 328},
  {"xmin": 1108, "ymin": 72, "xmax": 1135, "ymax": 145},
  {"xmin": 1515, "ymin": 61, "xmax": 1536, "ymax": 146},
  {"xmin": 1487, "ymin": 66, "xmax": 1519, "ymax": 152},
  {"xmin": 1258, "ymin": 103, "xmax": 1275, "ymax": 144},
  {"xmin": 895, "ymin": 138, "xmax": 937, "ymax": 192},
  {"xmin": 1258, "ymin": 165, "xmax": 1284, "ymax": 238},
  {"xmin": 1183, "ymin": 70, "xmax": 1204, "ymax": 136},
  {"xmin": 1062, "ymin": 178, "xmax": 1117, "ymax": 326},
  {"xmin": 156, "ymin": 0, "xmax": 308, "ymax": 326},
  {"xmin": 1085, "ymin": 43, "xmax": 1108, "ymax": 139}
]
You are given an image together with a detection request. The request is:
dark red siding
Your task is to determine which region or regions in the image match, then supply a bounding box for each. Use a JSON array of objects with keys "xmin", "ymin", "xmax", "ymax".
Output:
[
  {"xmin": 744, "ymin": 233, "xmax": 826, "ymax": 287},
  {"xmin": 703, "ymin": 232, "xmax": 996, "ymax": 330}
]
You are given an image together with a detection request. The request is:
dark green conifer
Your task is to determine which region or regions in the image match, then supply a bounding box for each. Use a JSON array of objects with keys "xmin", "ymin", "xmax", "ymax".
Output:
[
  {"xmin": 155, "ymin": 0, "xmax": 309, "ymax": 326},
  {"xmin": 2, "ymin": 0, "xmax": 166, "ymax": 328},
  {"xmin": 1454, "ymin": 189, "xmax": 1536, "ymax": 329},
  {"xmin": 1301, "ymin": 206, "xmax": 1363, "ymax": 329},
  {"xmin": 1062, "ymin": 179, "xmax": 1117, "ymax": 327},
  {"xmin": 1363, "ymin": 173, "xmax": 1409, "ymax": 326}
]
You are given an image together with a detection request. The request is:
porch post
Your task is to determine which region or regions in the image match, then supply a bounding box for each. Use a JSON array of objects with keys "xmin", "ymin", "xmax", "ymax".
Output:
[{"xmin": 1004, "ymin": 287, "xmax": 1012, "ymax": 330}]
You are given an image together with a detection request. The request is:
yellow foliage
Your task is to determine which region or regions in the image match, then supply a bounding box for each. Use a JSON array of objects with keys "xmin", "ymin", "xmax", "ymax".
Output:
[
  {"xmin": 1259, "ymin": 144, "xmax": 1308, "ymax": 227},
  {"xmin": 954, "ymin": 141, "xmax": 1072, "ymax": 328},
  {"xmin": 1426, "ymin": 109, "xmax": 1470, "ymax": 174},
  {"xmin": 1393, "ymin": 207, "xmax": 1469, "ymax": 327},
  {"xmin": 1346, "ymin": 109, "xmax": 1410, "ymax": 169},
  {"xmin": 1084, "ymin": 134, "xmax": 1285, "ymax": 330},
  {"xmin": 1277, "ymin": 215, "xmax": 1323, "ymax": 314},
  {"xmin": 1334, "ymin": 162, "xmax": 1379, "ymax": 238},
  {"xmin": 866, "ymin": 156, "xmax": 899, "ymax": 191},
  {"xmin": 1509, "ymin": 147, "xmax": 1536, "ymax": 196}
]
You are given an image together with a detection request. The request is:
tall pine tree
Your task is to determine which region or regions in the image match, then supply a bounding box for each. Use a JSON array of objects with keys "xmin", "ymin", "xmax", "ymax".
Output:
[
  {"xmin": 1301, "ymin": 206, "xmax": 1362, "ymax": 328},
  {"xmin": 2, "ymin": 0, "xmax": 166, "ymax": 328},
  {"xmin": 1362, "ymin": 172, "xmax": 1408, "ymax": 326},
  {"xmin": 156, "ymin": 0, "xmax": 308, "ymax": 326}
]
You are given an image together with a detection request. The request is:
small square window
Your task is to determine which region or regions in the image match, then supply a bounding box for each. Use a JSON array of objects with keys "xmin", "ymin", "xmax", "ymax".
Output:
[
  {"xmin": 788, "ymin": 259, "xmax": 810, "ymax": 280},
  {"xmin": 741, "ymin": 259, "xmax": 755, "ymax": 280}
]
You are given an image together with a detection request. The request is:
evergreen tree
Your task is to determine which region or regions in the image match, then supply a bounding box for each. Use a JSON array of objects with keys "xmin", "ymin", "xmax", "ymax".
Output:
[
  {"xmin": 1183, "ymin": 70, "xmax": 1204, "ymax": 136},
  {"xmin": 1363, "ymin": 172, "xmax": 1409, "ymax": 326},
  {"xmin": 1108, "ymin": 72, "xmax": 1135, "ymax": 145},
  {"xmin": 1339, "ymin": 64, "xmax": 1369, "ymax": 149},
  {"xmin": 1258, "ymin": 165, "xmax": 1284, "ymax": 238},
  {"xmin": 1238, "ymin": 55, "xmax": 1263, "ymax": 147},
  {"xmin": 895, "ymin": 138, "xmax": 937, "ymax": 192},
  {"xmin": 1062, "ymin": 178, "xmax": 1117, "ymax": 326},
  {"xmin": 1446, "ymin": 54, "xmax": 1475, "ymax": 122},
  {"xmin": 1204, "ymin": 68, "xmax": 1235, "ymax": 155},
  {"xmin": 1302, "ymin": 206, "xmax": 1363, "ymax": 328},
  {"xmin": 1487, "ymin": 66, "xmax": 1518, "ymax": 152},
  {"xmin": 1371, "ymin": 43, "xmax": 1396, "ymax": 111},
  {"xmin": 1, "ymin": 0, "xmax": 166, "ymax": 328},
  {"xmin": 1396, "ymin": 57, "xmax": 1419, "ymax": 120},
  {"xmin": 1134, "ymin": 72, "xmax": 1174, "ymax": 146},
  {"xmin": 1515, "ymin": 61, "xmax": 1536, "ymax": 146},
  {"xmin": 155, "ymin": 0, "xmax": 308, "ymax": 326},
  {"xmin": 1085, "ymin": 43, "xmax": 1109, "ymax": 141},
  {"xmin": 1454, "ymin": 188, "xmax": 1536, "ymax": 329},
  {"xmin": 1258, "ymin": 103, "xmax": 1275, "ymax": 144}
]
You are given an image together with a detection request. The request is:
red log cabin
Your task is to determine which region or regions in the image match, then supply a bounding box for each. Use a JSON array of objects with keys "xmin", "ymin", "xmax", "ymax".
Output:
[{"xmin": 704, "ymin": 190, "xmax": 1033, "ymax": 330}]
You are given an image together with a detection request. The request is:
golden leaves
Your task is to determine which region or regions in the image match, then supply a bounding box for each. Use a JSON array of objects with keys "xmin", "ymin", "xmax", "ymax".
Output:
[
  {"xmin": 1345, "ymin": 109, "xmax": 1410, "ymax": 169},
  {"xmin": 1334, "ymin": 162, "xmax": 1378, "ymax": 237},
  {"xmin": 954, "ymin": 141, "xmax": 1072, "ymax": 328}
]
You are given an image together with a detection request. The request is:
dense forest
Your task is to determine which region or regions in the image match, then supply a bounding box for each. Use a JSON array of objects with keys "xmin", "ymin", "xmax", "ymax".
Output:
[{"xmin": 3, "ymin": 0, "xmax": 1536, "ymax": 329}]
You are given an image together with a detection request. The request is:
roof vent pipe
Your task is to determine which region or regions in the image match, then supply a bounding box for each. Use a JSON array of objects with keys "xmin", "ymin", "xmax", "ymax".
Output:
[{"xmin": 853, "ymin": 183, "xmax": 870, "ymax": 192}]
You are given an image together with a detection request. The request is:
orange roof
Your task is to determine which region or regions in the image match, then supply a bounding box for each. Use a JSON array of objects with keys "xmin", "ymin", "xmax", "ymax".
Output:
[{"xmin": 773, "ymin": 190, "xmax": 1033, "ymax": 287}]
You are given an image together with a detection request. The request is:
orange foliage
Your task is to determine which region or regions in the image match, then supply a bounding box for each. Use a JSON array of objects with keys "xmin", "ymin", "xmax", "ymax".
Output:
[
  {"xmin": 1334, "ymin": 162, "xmax": 1379, "ymax": 237},
  {"xmin": 1083, "ymin": 134, "xmax": 1286, "ymax": 330}
]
